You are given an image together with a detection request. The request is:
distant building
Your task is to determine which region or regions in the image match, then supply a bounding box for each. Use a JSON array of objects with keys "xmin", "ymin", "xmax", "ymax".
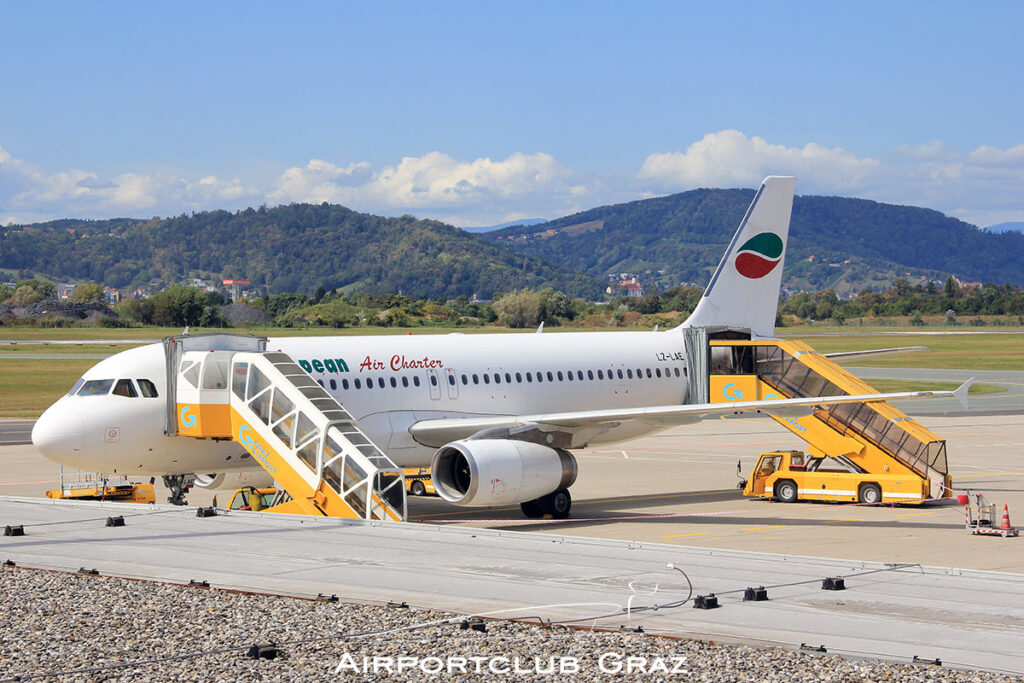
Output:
[
  {"xmin": 223, "ymin": 279, "xmax": 252, "ymax": 301},
  {"xmin": 58, "ymin": 284, "xmax": 77, "ymax": 301}
]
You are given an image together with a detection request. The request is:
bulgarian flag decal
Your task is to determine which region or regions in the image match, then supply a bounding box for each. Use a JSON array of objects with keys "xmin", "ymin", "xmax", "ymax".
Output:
[{"xmin": 734, "ymin": 232, "xmax": 784, "ymax": 279}]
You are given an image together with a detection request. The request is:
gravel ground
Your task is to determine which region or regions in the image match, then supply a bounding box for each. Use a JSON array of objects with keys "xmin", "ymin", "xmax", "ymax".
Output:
[{"xmin": 1, "ymin": 567, "xmax": 1020, "ymax": 682}]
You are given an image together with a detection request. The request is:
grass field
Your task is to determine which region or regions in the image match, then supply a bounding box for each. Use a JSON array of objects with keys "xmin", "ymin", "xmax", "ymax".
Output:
[
  {"xmin": 777, "ymin": 331, "xmax": 1024, "ymax": 370},
  {"xmin": 0, "ymin": 358, "xmax": 98, "ymax": 417}
]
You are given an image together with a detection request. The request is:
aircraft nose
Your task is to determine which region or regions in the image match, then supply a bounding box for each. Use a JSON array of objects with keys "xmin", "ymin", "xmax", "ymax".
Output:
[{"xmin": 32, "ymin": 405, "xmax": 84, "ymax": 462}]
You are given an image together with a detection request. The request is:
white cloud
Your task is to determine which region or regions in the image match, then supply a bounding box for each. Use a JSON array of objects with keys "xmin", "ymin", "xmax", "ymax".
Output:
[
  {"xmin": 2, "ymin": 134, "xmax": 1023, "ymax": 228},
  {"xmin": 638, "ymin": 130, "xmax": 880, "ymax": 192}
]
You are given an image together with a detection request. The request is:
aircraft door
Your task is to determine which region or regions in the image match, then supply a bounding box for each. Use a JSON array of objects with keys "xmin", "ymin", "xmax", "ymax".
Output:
[
  {"xmin": 444, "ymin": 368, "xmax": 459, "ymax": 400},
  {"xmin": 426, "ymin": 369, "xmax": 441, "ymax": 400}
]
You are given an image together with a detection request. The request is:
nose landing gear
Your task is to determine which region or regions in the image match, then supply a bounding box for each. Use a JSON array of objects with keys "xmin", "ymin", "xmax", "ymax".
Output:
[{"xmin": 162, "ymin": 474, "xmax": 195, "ymax": 506}]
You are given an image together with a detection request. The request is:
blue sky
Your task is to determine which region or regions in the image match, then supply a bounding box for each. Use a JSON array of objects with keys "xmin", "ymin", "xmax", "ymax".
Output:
[{"xmin": 2, "ymin": 1, "xmax": 1022, "ymax": 227}]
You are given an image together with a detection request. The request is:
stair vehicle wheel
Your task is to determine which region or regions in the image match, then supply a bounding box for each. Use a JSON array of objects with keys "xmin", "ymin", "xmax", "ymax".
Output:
[
  {"xmin": 538, "ymin": 488, "xmax": 572, "ymax": 519},
  {"xmin": 410, "ymin": 480, "xmax": 426, "ymax": 497},
  {"xmin": 858, "ymin": 483, "xmax": 882, "ymax": 505},
  {"xmin": 520, "ymin": 499, "xmax": 543, "ymax": 518},
  {"xmin": 775, "ymin": 480, "xmax": 798, "ymax": 504}
]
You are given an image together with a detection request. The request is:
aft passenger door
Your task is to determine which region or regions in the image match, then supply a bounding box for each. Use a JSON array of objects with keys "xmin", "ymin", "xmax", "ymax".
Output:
[{"xmin": 426, "ymin": 369, "xmax": 441, "ymax": 400}]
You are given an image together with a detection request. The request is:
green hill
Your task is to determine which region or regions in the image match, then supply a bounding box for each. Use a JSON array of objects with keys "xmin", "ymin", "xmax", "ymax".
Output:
[
  {"xmin": 0, "ymin": 204, "xmax": 604, "ymax": 299},
  {"xmin": 488, "ymin": 190, "xmax": 1024, "ymax": 293}
]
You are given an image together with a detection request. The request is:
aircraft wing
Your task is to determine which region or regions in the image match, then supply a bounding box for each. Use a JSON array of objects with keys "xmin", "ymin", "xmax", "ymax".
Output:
[
  {"xmin": 822, "ymin": 346, "xmax": 928, "ymax": 362},
  {"xmin": 408, "ymin": 379, "xmax": 973, "ymax": 448}
]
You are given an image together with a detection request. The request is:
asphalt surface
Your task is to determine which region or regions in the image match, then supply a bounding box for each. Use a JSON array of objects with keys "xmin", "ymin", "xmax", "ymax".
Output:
[{"xmin": 0, "ymin": 420, "xmax": 35, "ymax": 446}]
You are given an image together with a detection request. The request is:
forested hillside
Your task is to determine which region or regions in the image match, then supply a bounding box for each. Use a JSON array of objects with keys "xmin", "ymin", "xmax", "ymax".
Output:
[
  {"xmin": 0, "ymin": 205, "xmax": 604, "ymax": 299},
  {"xmin": 488, "ymin": 190, "xmax": 1024, "ymax": 293}
]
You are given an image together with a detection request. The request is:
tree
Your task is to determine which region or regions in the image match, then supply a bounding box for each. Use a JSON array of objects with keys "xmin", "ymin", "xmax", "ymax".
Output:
[
  {"xmin": 8, "ymin": 285, "xmax": 44, "ymax": 306},
  {"xmin": 493, "ymin": 290, "xmax": 541, "ymax": 328},
  {"xmin": 71, "ymin": 283, "xmax": 105, "ymax": 302},
  {"xmin": 150, "ymin": 285, "xmax": 209, "ymax": 326}
]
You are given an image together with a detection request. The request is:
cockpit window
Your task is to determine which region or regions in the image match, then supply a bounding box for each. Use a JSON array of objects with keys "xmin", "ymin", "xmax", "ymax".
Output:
[
  {"xmin": 137, "ymin": 379, "xmax": 159, "ymax": 398},
  {"xmin": 112, "ymin": 379, "xmax": 138, "ymax": 398},
  {"xmin": 78, "ymin": 379, "xmax": 114, "ymax": 396},
  {"xmin": 67, "ymin": 379, "xmax": 85, "ymax": 396}
]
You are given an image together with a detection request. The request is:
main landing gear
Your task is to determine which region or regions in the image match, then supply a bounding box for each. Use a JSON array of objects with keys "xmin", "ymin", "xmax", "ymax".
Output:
[
  {"xmin": 520, "ymin": 488, "xmax": 572, "ymax": 520},
  {"xmin": 163, "ymin": 474, "xmax": 194, "ymax": 506}
]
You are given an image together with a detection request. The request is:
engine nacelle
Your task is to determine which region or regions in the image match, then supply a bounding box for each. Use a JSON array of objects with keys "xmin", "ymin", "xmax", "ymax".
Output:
[
  {"xmin": 193, "ymin": 470, "xmax": 274, "ymax": 491},
  {"xmin": 430, "ymin": 439, "xmax": 577, "ymax": 507}
]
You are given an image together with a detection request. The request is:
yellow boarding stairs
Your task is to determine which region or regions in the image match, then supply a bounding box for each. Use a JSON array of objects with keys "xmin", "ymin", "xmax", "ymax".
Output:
[
  {"xmin": 709, "ymin": 340, "xmax": 953, "ymax": 504},
  {"xmin": 168, "ymin": 335, "xmax": 405, "ymax": 521}
]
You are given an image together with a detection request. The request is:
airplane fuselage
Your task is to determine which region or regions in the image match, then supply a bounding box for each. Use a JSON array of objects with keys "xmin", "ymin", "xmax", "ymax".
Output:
[{"xmin": 33, "ymin": 329, "xmax": 690, "ymax": 476}]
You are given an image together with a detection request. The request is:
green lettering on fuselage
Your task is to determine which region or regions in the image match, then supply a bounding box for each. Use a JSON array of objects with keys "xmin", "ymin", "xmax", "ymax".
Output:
[{"xmin": 298, "ymin": 358, "xmax": 349, "ymax": 374}]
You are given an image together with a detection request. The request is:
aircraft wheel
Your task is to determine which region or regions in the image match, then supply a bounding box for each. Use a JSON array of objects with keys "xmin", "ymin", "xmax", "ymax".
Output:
[
  {"xmin": 520, "ymin": 499, "xmax": 543, "ymax": 518},
  {"xmin": 539, "ymin": 488, "xmax": 572, "ymax": 519},
  {"xmin": 858, "ymin": 483, "xmax": 882, "ymax": 505},
  {"xmin": 410, "ymin": 480, "xmax": 426, "ymax": 497},
  {"xmin": 775, "ymin": 480, "xmax": 798, "ymax": 504}
]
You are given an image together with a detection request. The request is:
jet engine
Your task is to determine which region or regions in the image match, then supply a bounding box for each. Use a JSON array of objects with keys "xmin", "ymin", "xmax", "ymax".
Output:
[
  {"xmin": 193, "ymin": 470, "xmax": 274, "ymax": 491},
  {"xmin": 430, "ymin": 439, "xmax": 577, "ymax": 507}
]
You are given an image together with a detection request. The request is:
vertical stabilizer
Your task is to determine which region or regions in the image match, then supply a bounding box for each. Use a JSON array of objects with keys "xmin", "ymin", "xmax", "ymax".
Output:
[{"xmin": 680, "ymin": 176, "xmax": 796, "ymax": 338}]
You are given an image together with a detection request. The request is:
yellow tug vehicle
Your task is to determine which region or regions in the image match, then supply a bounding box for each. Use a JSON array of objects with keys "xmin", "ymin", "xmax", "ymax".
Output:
[{"xmin": 743, "ymin": 450, "xmax": 926, "ymax": 505}]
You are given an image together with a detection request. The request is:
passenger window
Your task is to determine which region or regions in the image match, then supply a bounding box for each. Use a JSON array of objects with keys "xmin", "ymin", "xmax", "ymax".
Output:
[
  {"xmin": 390, "ymin": 377, "xmax": 397, "ymax": 388},
  {"xmin": 505, "ymin": 373, "xmax": 511, "ymax": 384},
  {"xmin": 587, "ymin": 370, "xmax": 594, "ymax": 380},
  {"xmin": 515, "ymin": 372, "xmax": 522, "ymax": 383},
  {"xmin": 343, "ymin": 379, "xmax": 350, "ymax": 390},
  {"xmin": 547, "ymin": 371, "xmax": 553, "ymax": 382},
  {"xmin": 378, "ymin": 377, "xmax": 385, "ymax": 388},
  {"xmin": 597, "ymin": 369, "xmax": 604, "ymax": 380},
  {"xmin": 656, "ymin": 368, "xmax": 662, "ymax": 378},
  {"xmin": 483, "ymin": 374, "xmax": 490, "ymax": 385},
  {"xmin": 617, "ymin": 369, "xmax": 624, "ymax": 379},
  {"xmin": 627, "ymin": 369, "xmax": 634, "ymax": 379},
  {"xmin": 472, "ymin": 374, "xmax": 479, "ymax": 384},
  {"xmin": 68, "ymin": 379, "xmax": 85, "ymax": 396},
  {"xmin": 646, "ymin": 368, "xmax": 653, "ymax": 378},
  {"xmin": 78, "ymin": 379, "xmax": 114, "ymax": 396},
  {"xmin": 138, "ymin": 379, "xmax": 159, "ymax": 398},
  {"xmin": 448, "ymin": 374, "xmax": 455, "ymax": 386},
  {"xmin": 526, "ymin": 372, "xmax": 533, "ymax": 383},
  {"xmin": 557, "ymin": 371, "xmax": 563, "ymax": 381},
  {"xmin": 430, "ymin": 375, "xmax": 438, "ymax": 386},
  {"xmin": 402, "ymin": 377, "xmax": 409, "ymax": 387},
  {"xmin": 330, "ymin": 379, "xmax": 337, "ymax": 390},
  {"xmin": 112, "ymin": 379, "xmax": 138, "ymax": 398},
  {"xmin": 354, "ymin": 378, "xmax": 361, "ymax": 389},
  {"xmin": 317, "ymin": 380, "xmax": 324, "ymax": 387},
  {"xmin": 366, "ymin": 379, "xmax": 373, "ymax": 390},
  {"xmin": 566, "ymin": 371, "xmax": 573, "ymax": 382},
  {"xmin": 413, "ymin": 376, "xmax": 421, "ymax": 387},
  {"xmin": 536, "ymin": 372, "xmax": 543, "ymax": 383},
  {"xmin": 461, "ymin": 375, "xmax": 468, "ymax": 385}
]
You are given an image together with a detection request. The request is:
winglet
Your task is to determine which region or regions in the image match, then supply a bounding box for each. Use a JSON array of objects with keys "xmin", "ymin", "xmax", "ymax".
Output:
[{"xmin": 953, "ymin": 377, "xmax": 974, "ymax": 409}]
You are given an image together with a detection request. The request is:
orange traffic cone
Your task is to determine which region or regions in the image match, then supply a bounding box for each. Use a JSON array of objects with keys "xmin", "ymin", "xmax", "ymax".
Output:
[{"xmin": 1002, "ymin": 505, "xmax": 1012, "ymax": 530}]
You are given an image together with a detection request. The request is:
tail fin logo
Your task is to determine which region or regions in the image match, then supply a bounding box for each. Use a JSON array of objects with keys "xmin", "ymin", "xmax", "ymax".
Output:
[{"xmin": 734, "ymin": 232, "xmax": 784, "ymax": 279}]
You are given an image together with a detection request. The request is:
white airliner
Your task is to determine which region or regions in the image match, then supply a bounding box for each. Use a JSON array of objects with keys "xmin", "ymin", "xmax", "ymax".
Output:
[{"xmin": 31, "ymin": 176, "xmax": 962, "ymax": 518}]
